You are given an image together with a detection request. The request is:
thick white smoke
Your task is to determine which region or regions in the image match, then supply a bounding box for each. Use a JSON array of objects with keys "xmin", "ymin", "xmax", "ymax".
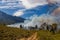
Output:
[
  {"xmin": 7, "ymin": 13, "xmax": 60, "ymax": 29},
  {"xmin": 23, "ymin": 14, "xmax": 58, "ymax": 28}
]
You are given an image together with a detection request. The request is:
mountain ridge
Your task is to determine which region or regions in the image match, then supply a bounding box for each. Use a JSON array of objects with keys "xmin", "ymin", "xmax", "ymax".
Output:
[{"xmin": 0, "ymin": 11, "xmax": 25, "ymax": 25}]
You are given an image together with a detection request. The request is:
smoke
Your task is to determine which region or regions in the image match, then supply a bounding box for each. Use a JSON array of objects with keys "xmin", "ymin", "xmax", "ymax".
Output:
[
  {"xmin": 7, "ymin": 2, "xmax": 60, "ymax": 28},
  {"xmin": 47, "ymin": 0, "xmax": 60, "ymax": 3},
  {"xmin": 23, "ymin": 14, "xmax": 59, "ymax": 28},
  {"xmin": 7, "ymin": 13, "xmax": 60, "ymax": 29}
]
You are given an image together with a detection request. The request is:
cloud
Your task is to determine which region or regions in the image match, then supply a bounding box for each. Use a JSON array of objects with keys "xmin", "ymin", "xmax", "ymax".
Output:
[
  {"xmin": 13, "ymin": 0, "xmax": 48, "ymax": 16},
  {"xmin": 0, "ymin": 0, "xmax": 60, "ymax": 9},
  {"xmin": 13, "ymin": 9, "xmax": 25, "ymax": 16},
  {"xmin": 20, "ymin": 0, "xmax": 48, "ymax": 9},
  {"xmin": 47, "ymin": 0, "xmax": 60, "ymax": 4},
  {"xmin": 0, "ymin": 0, "xmax": 25, "ymax": 9},
  {"xmin": 13, "ymin": 10, "xmax": 23, "ymax": 16},
  {"xmin": 29, "ymin": 0, "xmax": 47, "ymax": 4}
]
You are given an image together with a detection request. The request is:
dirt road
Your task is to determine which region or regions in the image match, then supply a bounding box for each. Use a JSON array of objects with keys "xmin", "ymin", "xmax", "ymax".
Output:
[{"xmin": 20, "ymin": 32, "xmax": 38, "ymax": 40}]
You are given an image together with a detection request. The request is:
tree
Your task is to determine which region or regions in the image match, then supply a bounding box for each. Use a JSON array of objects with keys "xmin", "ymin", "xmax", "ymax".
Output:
[
  {"xmin": 35, "ymin": 25, "xmax": 38, "ymax": 29},
  {"xmin": 50, "ymin": 23, "xmax": 57, "ymax": 34},
  {"xmin": 20, "ymin": 25, "xmax": 23, "ymax": 28}
]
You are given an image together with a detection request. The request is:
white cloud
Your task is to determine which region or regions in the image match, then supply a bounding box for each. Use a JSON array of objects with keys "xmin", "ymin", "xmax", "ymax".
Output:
[
  {"xmin": 13, "ymin": 9, "xmax": 25, "ymax": 16},
  {"xmin": 0, "ymin": 0, "xmax": 24, "ymax": 9},
  {"xmin": 0, "ymin": 0, "xmax": 60, "ymax": 9},
  {"xmin": 47, "ymin": 0, "xmax": 60, "ymax": 4},
  {"xmin": 20, "ymin": 0, "xmax": 48, "ymax": 9},
  {"xmin": 13, "ymin": 0, "xmax": 48, "ymax": 16}
]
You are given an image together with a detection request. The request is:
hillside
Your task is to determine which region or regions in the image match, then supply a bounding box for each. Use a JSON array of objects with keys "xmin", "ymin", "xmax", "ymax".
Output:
[
  {"xmin": 37, "ymin": 30, "xmax": 60, "ymax": 40},
  {"xmin": 0, "ymin": 11, "xmax": 25, "ymax": 25},
  {"xmin": 0, "ymin": 25, "xmax": 36, "ymax": 40},
  {"xmin": 0, "ymin": 25, "xmax": 60, "ymax": 40}
]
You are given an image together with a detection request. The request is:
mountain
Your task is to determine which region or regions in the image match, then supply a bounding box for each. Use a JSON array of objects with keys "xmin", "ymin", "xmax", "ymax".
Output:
[
  {"xmin": 0, "ymin": 11, "xmax": 25, "ymax": 25},
  {"xmin": 0, "ymin": 7, "xmax": 25, "ymax": 15},
  {"xmin": 21, "ymin": 4, "xmax": 58, "ymax": 18}
]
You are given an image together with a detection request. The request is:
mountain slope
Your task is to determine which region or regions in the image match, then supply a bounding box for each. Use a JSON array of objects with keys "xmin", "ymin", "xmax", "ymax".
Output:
[
  {"xmin": 0, "ymin": 25, "xmax": 35, "ymax": 40},
  {"xmin": 0, "ymin": 11, "xmax": 25, "ymax": 24}
]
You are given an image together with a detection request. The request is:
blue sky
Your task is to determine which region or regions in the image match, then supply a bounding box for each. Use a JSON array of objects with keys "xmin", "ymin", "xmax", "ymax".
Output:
[
  {"xmin": 0, "ymin": 0, "xmax": 47, "ymax": 15},
  {"xmin": 0, "ymin": 0, "xmax": 25, "ymax": 15},
  {"xmin": 0, "ymin": 7, "xmax": 25, "ymax": 15},
  {"xmin": 0, "ymin": 0, "xmax": 59, "ymax": 18}
]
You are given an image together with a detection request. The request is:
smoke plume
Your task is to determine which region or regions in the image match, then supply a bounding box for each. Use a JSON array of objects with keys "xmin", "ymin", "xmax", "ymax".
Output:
[{"xmin": 23, "ymin": 14, "xmax": 58, "ymax": 27}]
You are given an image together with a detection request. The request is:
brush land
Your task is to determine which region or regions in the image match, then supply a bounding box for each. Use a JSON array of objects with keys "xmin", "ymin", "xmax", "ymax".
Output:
[{"xmin": 0, "ymin": 25, "xmax": 60, "ymax": 40}]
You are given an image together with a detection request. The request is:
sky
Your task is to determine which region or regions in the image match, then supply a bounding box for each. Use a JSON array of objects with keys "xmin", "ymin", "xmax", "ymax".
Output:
[
  {"xmin": 0, "ymin": 0, "xmax": 60, "ymax": 18},
  {"xmin": 0, "ymin": 0, "xmax": 48, "ymax": 16},
  {"xmin": 0, "ymin": 0, "xmax": 48, "ymax": 8}
]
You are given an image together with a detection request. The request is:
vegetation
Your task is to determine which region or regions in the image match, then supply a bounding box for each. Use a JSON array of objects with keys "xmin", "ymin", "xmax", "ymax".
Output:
[
  {"xmin": 37, "ymin": 30, "xmax": 60, "ymax": 40},
  {"xmin": 0, "ymin": 25, "xmax": 36, "ymax": 40},
  {"xmin": 0, "ymin": 25, "xmax": 60, "ymax": 40}
]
